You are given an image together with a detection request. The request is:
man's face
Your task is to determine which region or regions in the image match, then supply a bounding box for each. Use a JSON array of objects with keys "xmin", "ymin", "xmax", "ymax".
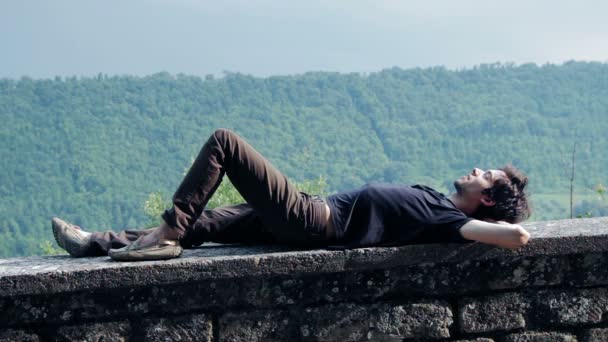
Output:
[{"xmin": 454, "ymin": 168, "xmax": 507, "ymax": 205}]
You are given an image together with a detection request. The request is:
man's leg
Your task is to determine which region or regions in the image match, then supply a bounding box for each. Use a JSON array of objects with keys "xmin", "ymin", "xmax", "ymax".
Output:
[
  {"xmin": 136, "ymin": 128, "xmax": 329, "ymax": 250},
  {"xmin": 88, "ymin": 228, "xmax": 154, "ymax": 256},
  {"xmin": 86, "ymin": 203, "xmax": 273, "ymax": 255},
  {"xmin": 181, "ymin": 203, "xmax": 275, "ymax": 246}
]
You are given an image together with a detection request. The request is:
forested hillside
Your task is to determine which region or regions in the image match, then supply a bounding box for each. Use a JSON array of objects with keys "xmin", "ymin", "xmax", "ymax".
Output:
[{"xmin": 2, "ymin": 62, "xmax": 607, "ymax": 257}]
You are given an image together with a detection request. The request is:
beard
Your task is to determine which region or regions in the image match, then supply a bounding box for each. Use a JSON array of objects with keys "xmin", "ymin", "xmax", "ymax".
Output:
[{"xmin": 453, "ymin": 180, "xmax": 464, "ymax": 195}]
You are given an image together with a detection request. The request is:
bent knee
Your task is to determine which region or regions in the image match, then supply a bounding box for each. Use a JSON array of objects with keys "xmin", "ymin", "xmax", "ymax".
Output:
[{"xmin": 213, "ymin": 128, "xmax": 236, "ymax": 142}]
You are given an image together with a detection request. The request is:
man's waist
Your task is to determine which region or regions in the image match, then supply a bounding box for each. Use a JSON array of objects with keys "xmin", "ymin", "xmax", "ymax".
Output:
[{"xmin": 324, "ymin": 202, "xmax": 335, "ymax": 240}]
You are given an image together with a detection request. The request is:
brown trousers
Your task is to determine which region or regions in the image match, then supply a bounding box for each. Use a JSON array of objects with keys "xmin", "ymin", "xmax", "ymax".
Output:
[{"xmin": 89, "ymin": 129, "xmax": 330, "ymax": 255}]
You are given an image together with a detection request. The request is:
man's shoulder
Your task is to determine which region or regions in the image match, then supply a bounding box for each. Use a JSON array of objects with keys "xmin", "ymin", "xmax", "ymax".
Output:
[
  {"xmin": 410, "ymin": 184, "xmax": 461, "ymax": 209},
  {"xmin": 362, "ymin": 182, "xmax": 419, "ymax": 195},
  {"xmin": 361, "ymin": 183, "xmax": 447, "ymax": 203},
  {"xmin": 411, "ymin": 184, "xmax": 446, "ymax": 197},
  {"xmin": 360, "ymin": 183, "xmax": 445, "ymax": 194},
  {"xmin": 411, "ymin": 184, "xmax": 438, "ymax": 192}
]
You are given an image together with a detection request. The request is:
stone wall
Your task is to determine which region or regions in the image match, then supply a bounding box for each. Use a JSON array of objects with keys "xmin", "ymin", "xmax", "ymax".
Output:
[{"xmin": 2, "ymin": 217, "xmax": 608, "ymax": 341}]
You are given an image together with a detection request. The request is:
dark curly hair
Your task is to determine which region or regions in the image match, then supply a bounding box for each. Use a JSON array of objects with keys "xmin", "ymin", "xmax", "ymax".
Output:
[{"xmin": 471, "ymin": 164, "xmax": 532, "ymax": 223}]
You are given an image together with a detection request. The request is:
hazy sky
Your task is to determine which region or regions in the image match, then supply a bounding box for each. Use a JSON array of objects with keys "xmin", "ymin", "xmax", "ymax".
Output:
[{"xmin": 1, "ymin": 0, "xmax": 607, "ymax": 78}]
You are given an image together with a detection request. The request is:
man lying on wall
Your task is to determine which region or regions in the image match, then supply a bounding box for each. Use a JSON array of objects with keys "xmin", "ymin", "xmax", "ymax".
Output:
[{"xmin": 52, "ymin": 129, "xmax": 531, "ymax": 261}]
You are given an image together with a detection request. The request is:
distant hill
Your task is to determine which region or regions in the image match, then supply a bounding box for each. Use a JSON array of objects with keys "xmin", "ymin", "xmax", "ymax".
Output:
[{"xmin": 2, "ymin": 62, "xmax": 607, "ymax": 257}]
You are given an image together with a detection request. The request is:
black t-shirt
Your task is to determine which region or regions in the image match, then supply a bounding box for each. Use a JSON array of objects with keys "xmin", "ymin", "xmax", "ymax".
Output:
[{"xmin": 325, "ymin": 183, "xmax": 474, "ymax": 248}]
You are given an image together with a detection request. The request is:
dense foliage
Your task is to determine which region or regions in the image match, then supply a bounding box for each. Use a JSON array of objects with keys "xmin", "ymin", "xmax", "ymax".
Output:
[{"xmin": 1, "ymin": 62, "xmax": 607, "ymax": 257}]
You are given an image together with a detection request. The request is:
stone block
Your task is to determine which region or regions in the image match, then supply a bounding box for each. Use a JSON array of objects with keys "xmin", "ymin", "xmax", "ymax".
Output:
[
  {"xmin": 502, "ymin": 331, "xmax": 577, "ymax": 342},
  {"xmin": 144, "ymin": 271, "xmax": 397, "ymax": 312},
  {"xmin": 580, "ymin": 328, "xmax": 608, "ymax": 342},
  {"xmin": 0, "ymin": 290, "xmax": 136, "ymax": 327},
  {"xmin": 299, "ymin": 301, "xmax": 453, "ymax": 341},
  {"xmin": 0, "ymin": 329, "xmax": 39, "ymax": 342},
  {"xmin": 388, "ymin": 255, "xmax": 571, "ymax": 298},
  {"xmin": 449, "ymin": 256, "xmax": 570, "ymax": 295},
  {"xmin": 459, "ymin": 292, "xmax": 529, "ymax": 334},
  {"xmin": 220, "ymin": 310, "xmax": 293, "ymax": 342},
  {"xmin": 569, "ymin": 253, "xmax": 608, "ymax": 286},
  {"xmin": 486, "ymin": 256, "xmax": 569, "ymax": 289},
  {"xmin": 535, "ymin": 288, "xmax": 608, "ymax": 326},
  {"xmin": 454, "ymin": 339, "xmax": 495, "ymax": 342},
  {"xmin": 142, "ymin": 314, "xmax": 212, "ymax": 342},
  {"xmin": 390, "ymin": 263, "xmax": 453, "ymax": 296},
  {"xmin": 53, "ymin": 321, "xmax": 130, "ymax": 342}
]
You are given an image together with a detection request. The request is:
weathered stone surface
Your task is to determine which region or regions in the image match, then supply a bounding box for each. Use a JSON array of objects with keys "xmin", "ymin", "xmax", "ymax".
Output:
[
  {"xmin": 220, "ymin": 310, "xmax": 293, "ymax": 342},
  {"xmin": 300, "ymin": 301, "xmax": 452, "ymax": 341},
  {"xmin": 454, "ymin": 339, "xmax": 495, "ymax": 342},
  {"xmin": 4, "ymin": 264, "xmax": 561, "ymax": 329},
  {"xmin": 3, "ymin": 218, "xmax": 608, "ymax": 299},
  {"xmin": 569, "ymin": 252, "xmax": 608, "ymax": 287},
  {"xmin": 0, "ymin": 289, "xmax": 148, "ymax": 327},
  {"xmin": 0, "ymin": 329, "xmax": 39, "ymax": 342},
  {"xmin": 484, "ymin": 255, "xmax": 569, "ymax": 289},
  {"xmin": 502, "ymin": 331, "xmax": 577, "ymax": 342},
  {"xmin": 459, "ymin": 292, "xmax": 529, "ymax": 333},
  {"xmin": 580, "ymin": 328, "xmax": 608, "ymax": 342},
  {"xmin": 389, "ymin": 255, "xmax": 571, "ymax": 297},
  {"xmin": 535, "ymin": 288, "xmax": 608, "ymax": 326},
  {"xmin": 142, "ymin": 314, "xmax": 212, "ymax": 342},
  {"xmin": 2, "ymin": 218, "xmax": 608, "ymax": 340},
  {"xmin": 53, "ymin": 321, "xmax": 130, "ymax": 341}
]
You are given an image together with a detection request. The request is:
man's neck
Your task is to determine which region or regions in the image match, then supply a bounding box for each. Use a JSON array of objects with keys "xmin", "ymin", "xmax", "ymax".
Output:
[{"xmin": 449, "ymin": 193, "xmax": 477, "ymax": 216}]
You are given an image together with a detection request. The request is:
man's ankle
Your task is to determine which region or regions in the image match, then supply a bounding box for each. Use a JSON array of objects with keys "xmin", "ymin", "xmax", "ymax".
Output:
[{"xmin": 158, "ymin": 222, "xmax": 180, "ymax": 240}]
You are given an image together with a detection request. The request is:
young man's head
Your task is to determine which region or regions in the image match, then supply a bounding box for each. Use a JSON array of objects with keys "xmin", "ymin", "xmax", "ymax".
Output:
[{"xmin": 453, "ymin": 165, "xmax": 531, "ymax": 223}]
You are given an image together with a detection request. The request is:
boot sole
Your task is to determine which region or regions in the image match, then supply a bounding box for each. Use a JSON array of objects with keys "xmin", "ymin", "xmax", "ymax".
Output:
[{"xmin": 109, "ymin": 245, "xmax": 183, "ymax": 261}]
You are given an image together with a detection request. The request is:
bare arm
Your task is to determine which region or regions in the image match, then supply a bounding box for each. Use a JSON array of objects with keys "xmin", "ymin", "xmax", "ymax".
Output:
[{"xmin": 460, "ymin": 219, "xmax": 531, "ymax": 249}]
